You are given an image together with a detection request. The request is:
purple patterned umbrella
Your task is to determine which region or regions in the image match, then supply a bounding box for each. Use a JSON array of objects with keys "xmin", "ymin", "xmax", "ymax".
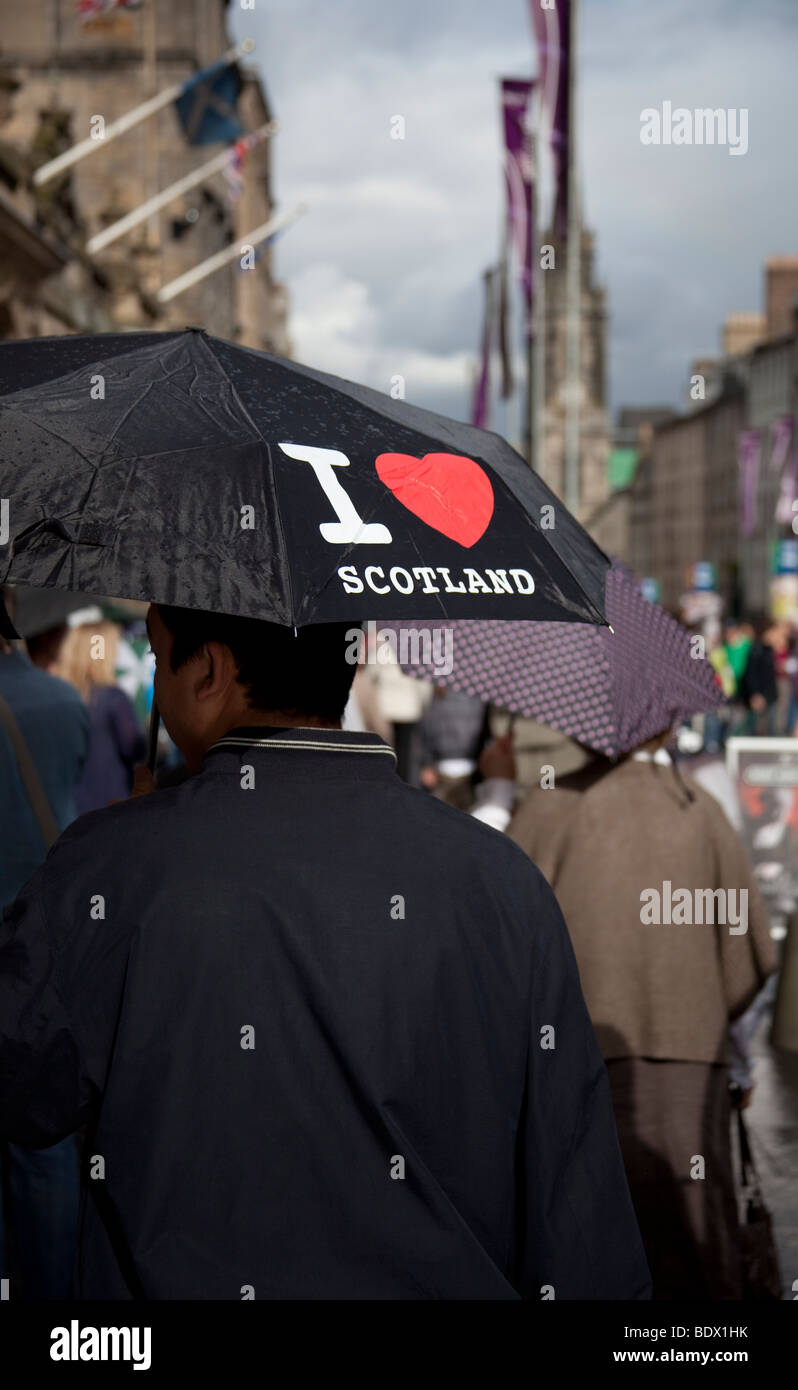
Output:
[{"xmin": 390, "ymin": 565, "xmax": 723, "ymax": 759}]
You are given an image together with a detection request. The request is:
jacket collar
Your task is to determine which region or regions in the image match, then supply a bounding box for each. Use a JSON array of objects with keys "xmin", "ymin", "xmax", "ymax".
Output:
[{"xmin": 204, "ymin": 725, "xmax": 397, "ymax": 765}]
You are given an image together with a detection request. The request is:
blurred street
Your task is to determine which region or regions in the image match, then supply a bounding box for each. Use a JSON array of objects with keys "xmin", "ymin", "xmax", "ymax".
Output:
[
  {"xmin": 750, "ymin": 998, "xmax": 798, "ymax": 1296},
  {"xmin": 0, "ymin": 0, "xmax": 797, "ymax": 1320}
]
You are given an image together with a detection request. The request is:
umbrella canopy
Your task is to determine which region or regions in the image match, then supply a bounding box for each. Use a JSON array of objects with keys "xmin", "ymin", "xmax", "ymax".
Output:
[
  {"xmin": 388, "ymin": 564, "xmax": 724, "ymax": 758},
  {"xmin": 0, "ymin": 329, "xmax": 609, "ymax": 632},
  {"xmin": 8, "ymin": 584, "xmax": 92, "ymax": 640}
]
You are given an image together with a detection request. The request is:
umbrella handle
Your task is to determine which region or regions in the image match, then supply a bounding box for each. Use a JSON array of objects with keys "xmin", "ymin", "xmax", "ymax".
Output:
[{"xmin": 147, "ymin": 700, "xmax": 161, "ymax": 774}]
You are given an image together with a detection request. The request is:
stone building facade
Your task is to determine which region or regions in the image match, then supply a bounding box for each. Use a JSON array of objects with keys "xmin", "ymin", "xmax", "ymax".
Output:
[
  {"xmin": 642, "ymin": 382, "xmax": 746, "ymax": 615},
  {"xmin": 0, "ymin": 0, "xmax": 288, "ymax": 349},
  {"xmin": 765, "ymin": 258, "xmax": 798, "ymax": 341},
  {"xmin": 539, "ymin": 228, "xmax": 611, "ymax": 523},
  {"xmin": 584, "ymin": 408, "xmax": 674, "ymax": 575},
  {"xmin": 703, "ymin": 378, "xmax": 745, "ymax": 615},
  {"xmin": 590, "ymin": 257, "xmax": 798, "ymax": 622},
  {"xmin": 739, "ymin": 330, "xmax": 798, "ymax": 615},
  {"xmin": 649, "ymin": 407, "xmax": 707, "ymax": 611}
]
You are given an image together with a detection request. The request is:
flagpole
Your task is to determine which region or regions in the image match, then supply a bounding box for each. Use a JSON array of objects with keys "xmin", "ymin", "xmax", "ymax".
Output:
[
  {"xmin": 143, "ymin": 0, "xmax": 160, "ymax": 255},
  {"xmin": 526, "ymin": 126, "xmax": 539, "ymax": 471},
  {"xmin": 32, "ymin": 38, "xmax": 256, "ymax": 187},
  {"xmin": 530, "ymin": 219, "xmax": 545, "ymax": 471},
  {"xmin": 155, "ymin": 203, "xmax": 307, "ymax": 304},
  {"xmin": 498, "ymin": 223, "xmax": 517, "ymax": 446},
  {"xmin": 564, "ymin": 0, "xmax": 581, "ymax": 514},
  {"xmin": 85, "ymin": 121, "xmax": 278, "ymax": 253},
  {"xmin": 532, "ymin": 82, "xmax": 546, "ymax": 474}
]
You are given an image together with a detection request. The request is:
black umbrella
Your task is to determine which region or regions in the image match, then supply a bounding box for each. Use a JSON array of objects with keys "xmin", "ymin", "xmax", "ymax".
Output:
[
  {"xmin": 0, "ymin": 329, "xmax": 609, "ymax": 632},
  {"xmin": 8, "ymin": 584, "xmax": 93, "ymax": 640}
]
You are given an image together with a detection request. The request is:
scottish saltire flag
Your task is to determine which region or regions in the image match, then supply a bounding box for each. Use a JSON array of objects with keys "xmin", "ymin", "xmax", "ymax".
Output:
[
  {"xmin": 501, "ymin": 78, "xmax": 536, "ymax": 338},
  {"xmin": 530, "ymin": 0, "xmax": 570, "ymax": 239},
  {"xmin": 76, "ymin": 0, "xmax": 143, "ymax": 20},
  {"xmin": 174, "ymin": 59, "xmax": 244, "ymax": 146}
]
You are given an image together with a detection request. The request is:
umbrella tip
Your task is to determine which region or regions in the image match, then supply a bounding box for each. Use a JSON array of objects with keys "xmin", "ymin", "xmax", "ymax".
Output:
[{"xmin": 607, "ymin": 624, "xmax": 615, "ymax": 635}]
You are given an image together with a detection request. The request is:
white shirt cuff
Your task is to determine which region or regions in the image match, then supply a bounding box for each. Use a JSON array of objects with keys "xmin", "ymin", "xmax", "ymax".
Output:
[{"xmin": 470, "ymin": 778, "xmax": 517, "ymax": 832}]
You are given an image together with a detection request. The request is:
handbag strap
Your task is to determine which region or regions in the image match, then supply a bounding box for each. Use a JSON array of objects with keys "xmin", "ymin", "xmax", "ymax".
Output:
[{"xmin": 0, "ymin": 690, "xmax": 61, "ymax": 849}]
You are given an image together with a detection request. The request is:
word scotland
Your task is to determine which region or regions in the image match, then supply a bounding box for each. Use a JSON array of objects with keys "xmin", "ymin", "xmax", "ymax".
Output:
[{"xmin": 337, "ymin": 563, "xmax": 535, "ymax": 597}]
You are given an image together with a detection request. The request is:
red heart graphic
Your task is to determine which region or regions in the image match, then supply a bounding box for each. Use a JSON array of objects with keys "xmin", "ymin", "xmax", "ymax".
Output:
[{"xmin": 374, "ymin": 452, "xmax": 494, "ymax": 549}]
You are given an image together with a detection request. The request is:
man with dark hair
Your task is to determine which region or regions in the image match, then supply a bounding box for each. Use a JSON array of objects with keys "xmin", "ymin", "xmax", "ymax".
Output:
[
  {"xmin": 0, "ymin": 602, "xmax": 650, "ymax": 1300},
  {"xmin": 154, "ymin": 604, "xmax": 356, "ymax": 755}
]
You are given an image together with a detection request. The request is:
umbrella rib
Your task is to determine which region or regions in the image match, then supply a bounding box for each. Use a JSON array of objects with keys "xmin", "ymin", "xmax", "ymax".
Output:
[{"xmin": 203, "ymin": 337, "xmax": 296, "ymax": 625}]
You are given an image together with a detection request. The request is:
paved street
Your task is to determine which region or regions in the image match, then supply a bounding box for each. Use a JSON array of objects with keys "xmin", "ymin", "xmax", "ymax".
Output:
[{"xmin": 748, "ymin": 998, "xmax": 798, "ymax": 1298}]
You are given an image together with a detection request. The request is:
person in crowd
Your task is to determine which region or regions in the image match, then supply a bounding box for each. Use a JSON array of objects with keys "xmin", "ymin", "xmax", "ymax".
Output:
[
  {"xmin": 25, "ymin": 622, "xmax": 69, "ymax": 674},
  {"xmin": 784, "ymin": 624, "xmax": 798, "ymax": 736},
  {"xmin": 503, "ymin": 730, "xmax": 777, "ymax": 1299},
  {"xmin": 53, "ymin": 617, "xmax": 146, "ymax": 814},
  {"xmin": 368, "ymin": 649, "xmax": 431, "ymax": 784},
  {"xmin": 723, "ymin": 618, "xmax": 753, "ymax": 694},
  {"xmin": 766, "ymin": 620, "xmax": 791, "ymax": 734},
  {"xmin": 417, "ymin": 687, "xmax": 489, "ymax": 810},
  {"xmin": 0, "ymin": 606, "xmax": 650, "ymax": 1300},
  {"xmin": 738, "ymin": 617, "xmax": 779, "ymax": 735},
  {"xmin": 0, "ymin": 585, "xmax": 89, "ymax": 1300},
  {"xmin": 706, "ymin": 636, "xmax": 736, "ymax": 752},
  {"xmin": 341, "ymin": 627, "xmax": 392, "ymax": 742}
]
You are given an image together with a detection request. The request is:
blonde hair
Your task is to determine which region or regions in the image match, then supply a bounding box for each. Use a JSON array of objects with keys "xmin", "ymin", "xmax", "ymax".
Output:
[{"xmin": 55, "ymin": 621, "xmax": 121, "ymax": 701}]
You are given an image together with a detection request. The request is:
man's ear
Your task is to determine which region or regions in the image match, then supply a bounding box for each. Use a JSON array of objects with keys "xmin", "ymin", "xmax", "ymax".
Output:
[{"xmin": 194, "ymin": 641, "xmax": 238, "ymax": 702}]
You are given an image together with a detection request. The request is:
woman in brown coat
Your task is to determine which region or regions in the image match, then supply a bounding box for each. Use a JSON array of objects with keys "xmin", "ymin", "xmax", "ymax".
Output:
[{"xmin": 507, "ymin": 735, "xmax": 778, "ymax": 1300}]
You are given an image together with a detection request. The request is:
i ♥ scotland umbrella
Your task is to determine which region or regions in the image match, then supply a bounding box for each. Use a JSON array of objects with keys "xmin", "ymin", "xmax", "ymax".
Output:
[
  {"xmin": 0, "ymin": 329, "xmax": 608, "ymax": 633},
  {"xmin": 388, "ymin": 563, "xmax": 724, "ymax": 758}
]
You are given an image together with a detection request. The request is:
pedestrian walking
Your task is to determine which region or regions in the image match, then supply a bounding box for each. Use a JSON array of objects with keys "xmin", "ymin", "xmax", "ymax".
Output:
[
  {"xmin": 738, "ymin": 619, "xmax": 779, "ymax": 736},
  {"xmin": 0, "ymin": 608, "xmax": 650, "ymax": 1299},
  {"xmin": 0, "ymin": 585, "xmax": 89, "ymax": 1300},
  {"xmin": 53, "ymin": 617, "xmax": 146, "ymax": 813},
  {"xmin": 418, "ymin": 687, "xmax": 488, "ymax": 809},
  {"xmin": 508, "ymin": 732, "xmax": 778, "ymax": 1299},
  {"xmin": 0, "ymin": 328, "xmax": 645, "ymax": 1300}
]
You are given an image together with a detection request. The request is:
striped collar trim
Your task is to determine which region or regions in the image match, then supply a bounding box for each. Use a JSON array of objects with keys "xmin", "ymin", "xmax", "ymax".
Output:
[{"xmin": 206, "ymin": 727, "xmax": 397, "ymax": 763}]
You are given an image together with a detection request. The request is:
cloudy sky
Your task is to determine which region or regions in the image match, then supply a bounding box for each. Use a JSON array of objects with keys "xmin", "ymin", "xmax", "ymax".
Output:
[{"xmin": 232, "ymin": 0, "xmax": 798, "ymax": 439}]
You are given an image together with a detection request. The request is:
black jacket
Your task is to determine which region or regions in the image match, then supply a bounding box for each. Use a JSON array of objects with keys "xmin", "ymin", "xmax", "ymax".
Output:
[
  {"xmin": 740, "ymin": 641, "xmax": 778, "ymax": 706},
  {"xmin": 0, "ymin": 726, "xmax": 650, "ymax": 1300}
]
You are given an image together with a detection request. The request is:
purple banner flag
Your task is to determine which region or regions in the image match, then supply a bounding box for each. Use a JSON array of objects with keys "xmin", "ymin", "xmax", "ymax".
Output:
[
  {"xmin": 530, "ymin": 0, "xmax": 570, "ymax": 240},
  {"xmin": 501, "ymin": 78, "xmax": 536, "ymax": 338},
  {"xmin": 471, "ymin": 267, "xmax": 497, "ymax": 429},
  {"xmin": 772, "ymin": 416, "xmax": 796, "ymax": 525},
  {"xmin": 739, "ymin": 430, "xmax": 761, "ymax": 538}
]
